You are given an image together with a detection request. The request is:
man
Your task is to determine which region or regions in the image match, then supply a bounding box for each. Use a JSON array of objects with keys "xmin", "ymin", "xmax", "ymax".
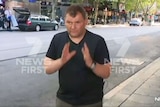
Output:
[
  {"xmin": 0, "ymin": 5, "xmax": 5, "ymax": 29},
  {"xmin": 44, "ymin": 5, "xmax": 111, "ymax": 107},
  {"xmin": 4, "ymin": 6, "xmax": 12, "ymax": 30}
]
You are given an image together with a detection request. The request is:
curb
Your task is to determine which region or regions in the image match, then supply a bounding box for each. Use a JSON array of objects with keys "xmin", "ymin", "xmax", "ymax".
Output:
[
  {"xmin": 86, "ymin": 23, "xmax": 129, "ymax": 28},
  {"xmin": 103, "ymin": 57, "xmax": 160, "ymax": 107}
]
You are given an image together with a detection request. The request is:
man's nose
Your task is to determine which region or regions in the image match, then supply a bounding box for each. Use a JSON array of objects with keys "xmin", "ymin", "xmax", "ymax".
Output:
[{"xmin": 70, "ymin": 23, "xmax": 76, "ymax": 29}]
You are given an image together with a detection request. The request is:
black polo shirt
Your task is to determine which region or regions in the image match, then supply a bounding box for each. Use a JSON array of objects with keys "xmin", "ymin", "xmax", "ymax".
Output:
[{"xmin": 46, "ymin": 30, "xmax": 110, "ymax": 105}]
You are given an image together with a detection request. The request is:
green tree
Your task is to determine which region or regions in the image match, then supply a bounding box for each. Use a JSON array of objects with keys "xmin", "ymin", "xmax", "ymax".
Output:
[
  {"xmin": 139, "ymin": 0, "xmax": 158, "ymax": 15},
  {"xmin": 125, "ymin": 0, "xmax": 160, "ymax": 21},
  {"xmin": 92, "ymin": 0, "xmax": 110, "ymax": 25},
  {"xmin": 70, "ymin": 0, "xmax": 103, "ymax": 24},
  {"xmin": 70, "ymin": 0, "xmax": 119, "ymax": 24},
  {"xmin": 70, "ymin": 0, "xmax": 84, "ymax": 4}
]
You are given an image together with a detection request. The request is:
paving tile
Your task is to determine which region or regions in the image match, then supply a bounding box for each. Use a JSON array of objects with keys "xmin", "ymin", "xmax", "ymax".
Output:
[
  {"xmin": 144, "ymin": 79, "xmax": 160, "ymax": 90},
  {"xmin": 150, "ymin": 75, "xmax": 160, "ymax": 82},
  {"xmin": 139, "ymin": 80, "xmax": 160, "ymax": 92},
  {"xmin": 125, "ymin": 93, "xmax": 155, "ymax": 104},
  {"xmin": 154, "ymin": 69, "xmax": 160, "ymax": 77},
  {"xmin": 119, "ymin": 80, "xmax": 142, "ymax": 95},
  {"xmin": 154, "ymin": 102, "xmax": 160, "ymax": 107},
  {"xmin": 135, "ymin": 86, "xmax": 160, "ymax": 97},
  {"xmin": 120, "ymin": 99, "xmax": 153, "ymax": 107},
  {"xmin": 103, "ymin": 93, "xmax": 128, "ymax": 107},
  {"xmin": 134, "ymin": 74, "xmax": 160, "ymax": 97}
]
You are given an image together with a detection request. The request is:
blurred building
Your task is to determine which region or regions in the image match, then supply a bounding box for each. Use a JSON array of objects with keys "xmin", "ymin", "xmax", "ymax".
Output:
[
  {"xmin": 5, "ymin": 0, "xmax": 39, "ymax": 14},
  {"xmin": 56, "ymin": 0, "xmax": 93, "ymax": 19},
  {"xmin": 5, "ymin": 0, "xmax": 53, "ymax": 18},
  {"xmin": 4, "ymin": 0, "xmax": 119, "ymax": 21}
]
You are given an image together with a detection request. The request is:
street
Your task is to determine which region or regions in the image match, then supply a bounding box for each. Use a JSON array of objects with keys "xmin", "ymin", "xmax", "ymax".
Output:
[{"xmin": 0, "ymin": 25, "xmax": 160, "ymax": 106}]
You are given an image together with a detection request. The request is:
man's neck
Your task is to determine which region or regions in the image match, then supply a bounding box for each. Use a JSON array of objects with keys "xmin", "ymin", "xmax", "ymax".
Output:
[{"xmin": 69, "ymin": 30, "xmax": 86, "ymax": 44}]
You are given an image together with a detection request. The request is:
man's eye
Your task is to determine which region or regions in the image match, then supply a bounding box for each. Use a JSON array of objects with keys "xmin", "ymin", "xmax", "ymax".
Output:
[{"xmin": 67, "ymin": 22, "xmax": 72, "ymax": 24}]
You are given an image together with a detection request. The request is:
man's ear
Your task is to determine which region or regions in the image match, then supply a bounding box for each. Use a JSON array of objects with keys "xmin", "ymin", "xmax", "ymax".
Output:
[{"xmin": 85, "ymin": 18, "xmax": 88, "ymax": 25}]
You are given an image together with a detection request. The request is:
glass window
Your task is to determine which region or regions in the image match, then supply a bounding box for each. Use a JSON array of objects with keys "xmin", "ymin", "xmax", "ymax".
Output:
[
  {"xmin": 31, "ymin": 17, "xmax": 39, "ymax": 21},
  {"xmin": 40, "ymin": 18, "xmax": 45, "ymax": 21},
  {"xmin": 46, "ymin": 18, "xmax": 51, "ymax": 21},
  {"xmin": 62, "ymin": 0, "xmax": 71, "ymax": 2}
]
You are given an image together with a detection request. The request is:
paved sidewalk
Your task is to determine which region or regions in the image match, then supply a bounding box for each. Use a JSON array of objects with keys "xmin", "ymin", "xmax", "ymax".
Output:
[
  {"xmin": 103, "ymin": 57, "xmax": 160, "ymax": 107},
  {"xmin": 87, "ymin": 23, "xmax": 129, "ymax": 28},
  {"xmin": 87, "ymin": 22, "xmax": 160, "ymax": 28}
]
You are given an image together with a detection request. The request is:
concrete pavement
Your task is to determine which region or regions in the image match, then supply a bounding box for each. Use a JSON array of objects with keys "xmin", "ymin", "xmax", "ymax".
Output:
[
  {"xmin": 1, "ymin": 22, "xmax": 160, "ymax": 31},
  {"xmin": 103, "ymin": 57, "xmax": 160, "ymax": 107},
  {"xmin": 87, "ymin": 22, "xmax": 160, "ymax": 28}
]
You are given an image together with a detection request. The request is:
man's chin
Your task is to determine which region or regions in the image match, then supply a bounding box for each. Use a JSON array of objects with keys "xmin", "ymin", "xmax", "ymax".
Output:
[{"xmin": 69, "ymin": 33, "xmax": 79, "ymax": 38}]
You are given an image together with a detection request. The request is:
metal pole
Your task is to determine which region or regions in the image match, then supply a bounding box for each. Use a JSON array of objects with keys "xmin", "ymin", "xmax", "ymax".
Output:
[
  {"xmin": 38, "ymin": 0, "xmax": 41, "ymax": 15},
  {"xmin": 52, "ymin": 0, "xmax": 56, "ymax": 19},
  {"xmin": 104, "ymin": 7, "xmax": 107, "ymax": 24}
]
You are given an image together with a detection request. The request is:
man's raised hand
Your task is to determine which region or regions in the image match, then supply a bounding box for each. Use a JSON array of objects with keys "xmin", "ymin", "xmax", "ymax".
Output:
[
  {"xmin": 61, "ymin": 42, "xmax": 76, "ymax": 64},
  {"xmin": 81, "ymin": 42, "xmax": 93, "ymax": 68}
]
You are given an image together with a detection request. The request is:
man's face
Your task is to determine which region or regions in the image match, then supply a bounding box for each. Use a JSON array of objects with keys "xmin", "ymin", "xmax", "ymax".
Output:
[{"xmin": 65, "ymin": 12, "xmax": 88, "ymax": 38}]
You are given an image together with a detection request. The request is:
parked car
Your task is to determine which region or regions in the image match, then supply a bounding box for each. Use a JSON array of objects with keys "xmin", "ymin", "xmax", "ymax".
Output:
[
  {"xmin": 13, "ymin": 7, "xmax": 59, "ymax": 31},
  {"xmin": 154, "ymin": 15, "xmax": 159, "ymax": 22},
  {"xmin": 129, "ymin": 18, "xmax": 143, "ymax": 26}
]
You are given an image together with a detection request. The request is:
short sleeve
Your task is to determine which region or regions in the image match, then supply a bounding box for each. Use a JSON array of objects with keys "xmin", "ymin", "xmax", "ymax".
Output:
[
  {"xmin": 46, "ymin": 36, "xmax": 57, "ymax": 60},
  {"xmin": 94, "ymin": 38, "xmax": 110, "ymax": 64}
]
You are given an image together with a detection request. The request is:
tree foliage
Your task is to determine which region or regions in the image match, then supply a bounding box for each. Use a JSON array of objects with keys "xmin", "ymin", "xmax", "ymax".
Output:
[
  {"xmin": 124, "ymin": 0, "xmax": 160, "ymax": 14},
  {"xmin": 69, "ymin": 0, "xmax": 160, "ymax": 23}
]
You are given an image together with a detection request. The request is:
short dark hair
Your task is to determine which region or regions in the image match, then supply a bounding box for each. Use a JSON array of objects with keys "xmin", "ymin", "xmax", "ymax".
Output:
[{"xmin": 65, "ymin": 5, "xmax": 87, "ymax": 19}]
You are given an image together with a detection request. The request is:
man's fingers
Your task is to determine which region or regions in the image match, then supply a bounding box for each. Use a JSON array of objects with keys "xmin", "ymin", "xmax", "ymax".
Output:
[
  {"xmin": 81, "ymin": 42, "xmax": 93, "ymax": 67},
  {"xmin": 63, "ymin": 42, "xmax": 70, "ymax": 53},
  {"xmin": 62, "ymin": 42, "xmax": 76, "ymax": 63},
  {"xmin": 65, "ymin": 42, "xmax": 70, "ymax": 51},
  {"xmin": 63, "ymin": 42, "xmax": 68, "ymax": 51},
  {"xmin": 83, "ymin": 42, "xmax": 89, "ymax": 53},
  {"xmin": 81, "ymin": 47, "xmax": 84, "ymax": 54},
  {"xmin": 65, "ymin": 50, "xmax": 76, "ymax": 63},
  {"xmin": 70, "ymin": 51, "xmax": 76, "ymax": 58}
]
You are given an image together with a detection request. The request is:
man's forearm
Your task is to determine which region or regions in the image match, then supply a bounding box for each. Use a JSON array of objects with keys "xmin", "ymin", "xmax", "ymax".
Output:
[
  {"xmin": 43, "ymin": 57, "xmax": 63, "ymax": 74},
  {"xmin": 93, "ymin": 63, "xmax": 111, "ymax": 79}
]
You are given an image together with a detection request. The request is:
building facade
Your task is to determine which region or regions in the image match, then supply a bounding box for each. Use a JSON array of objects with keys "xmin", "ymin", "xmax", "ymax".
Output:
[
  {"xmin": 55, "ymin": 0, "xmax": 92, "ymax": 19},
  {"xmin": 5, "ymin": 0, "xmax": 53, "ymax": 18},
  {"xmin": 5, "ymin": 0, "xmax": 40, "ymax": 14}
]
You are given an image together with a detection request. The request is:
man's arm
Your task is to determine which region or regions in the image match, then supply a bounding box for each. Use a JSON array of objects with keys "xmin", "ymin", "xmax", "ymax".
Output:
[
  {"xmin": 91, "ymin": 62, "xmax": 111, "ymax": 79},
  {"xmin": 43, "ymin": 57, "xmax": 63, "ymax": 74},
  {"xmin": 82, "ymin": 42, "xmax": 111, "ymax": 79},
  {"xmin": 44, "ymin": 42, "xmax": 76, "ymax": 74}
]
